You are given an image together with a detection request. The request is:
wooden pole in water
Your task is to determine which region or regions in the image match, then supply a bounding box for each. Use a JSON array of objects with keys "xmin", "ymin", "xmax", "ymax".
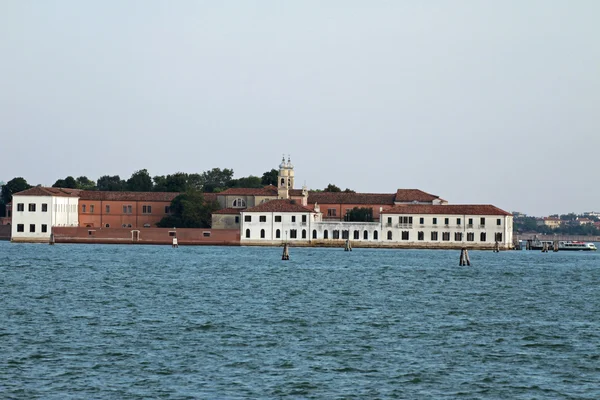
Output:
[
  {"xmin": 344, "ymin": 239, "xmax": 352, "ymax": 251},
  {"xmin": 49, "ymin": 232, "xmax": 55, "ymax": 245},
  {"xmin": 459, "ymin": 248, "xmax": 471, "ymax": 266},
  {"xmin": 542, "ymin": 242, "xmax": 548, "ymax": 253},
  {"xmin": 282, "ymin": 243, "xmax": 290, "ymax": 260},
  {"xmin": 553, "ymin": 240, "xmax": 559, "ymax": 252},
  {"xmin": 494, "ymin": 241, "xmax": 500, "ymax": 253}
]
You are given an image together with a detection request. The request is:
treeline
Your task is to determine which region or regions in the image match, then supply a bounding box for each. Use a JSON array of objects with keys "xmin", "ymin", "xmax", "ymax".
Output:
[{"xmin": 513, "ymin": 214, "xmax": 600, "ymax": 236}]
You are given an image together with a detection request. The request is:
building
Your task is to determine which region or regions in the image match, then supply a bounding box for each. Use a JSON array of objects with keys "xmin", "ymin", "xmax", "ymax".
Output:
[{"xmin": 538, "ymin": 217, "xmax": 562, "ymax": 229}]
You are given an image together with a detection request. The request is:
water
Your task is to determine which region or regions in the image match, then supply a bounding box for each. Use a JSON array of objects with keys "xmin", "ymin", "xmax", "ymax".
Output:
[{"xmin": 1, "ymin": 242, "xmax": 599, "ymax": 399}]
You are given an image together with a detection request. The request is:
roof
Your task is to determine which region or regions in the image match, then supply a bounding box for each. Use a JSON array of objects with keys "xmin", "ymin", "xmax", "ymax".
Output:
[
  {"xmin": 213, "ymin": 207, "xmax": 243, "ymax": 215},
  {"xmin": 218, "ymin": 186, "xmax": 278, "ymax": 196},
  {"xmin": 394, "ymin": 189, "xmax": 441, "ymax": 203},
  {"xmin": 243, "ymin": 199, "xmax": 315, "ymax": 213},
  {"xmin": 308, "ymin": 192, "xmax": 396, "ymax": 205},
  {"xmin": 13, "ymin": 187, "xmax": 81, "ymax": 197},
  {"xmin": 381, "ymin": 204, "xmax": 511, "ymax": 216},
  {"xmin": 78, "ymin": 191, "xmax": 218, "ymax": 202}
]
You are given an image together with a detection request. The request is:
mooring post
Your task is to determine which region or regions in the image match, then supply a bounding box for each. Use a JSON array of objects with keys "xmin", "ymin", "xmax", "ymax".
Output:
[
  {"xmin": 282, "ymin": 243, "xmax": 290, "ymax": 260},
  {"xmin": 459, "ymin": 248, "xmax": 471, "ymax": 266},
  {"xmin": 542, "ymin": 242, "xmax": 548, "ymax": 253},
  {"xmin": 344, "ymin": 239, "xmax": 352, "ymax": 251},
  {"xmin": 494, "ymin": 241, "xmax": 500, "ymax": 253},
  {"xmin": 172, "ymin": 237, "xmax": 178, "ymax": 248},
  {"xmin": 49, "ymin": 232, "xmax": 55, "ymax": 245},
  {"xmin": 553, "ymin": 240, "xmax": 559, "ymax": 252}
]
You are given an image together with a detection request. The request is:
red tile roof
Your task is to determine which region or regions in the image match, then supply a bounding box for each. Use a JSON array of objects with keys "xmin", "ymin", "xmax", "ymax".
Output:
[
  {"xmin": 213, "ymin": 207, "xmax": 243, "ymax": 215},
  {"xmin": 308, "ymin": 192, "xmax": 396, "ymax": 205},
  {"xmin": 243, "ymin": 199, "xmax": 315, "ymax": 213},
  {"xmin": 394, "ymin": 189, "xmax": 441, "ymax": 203},
  {"xmin": 79, "ymin": 191, "xmax": 218, "ymax": 202},
  {"xmin": 218, "ymin": 186, "xmax": 278, "ymax": 196},
  {"xmin": 382, "ymin": 204, "xmax": 511, "ymax": 216},
  {"xmin": 14, "ymin": 187, "xmax": 81, "ymax": 197}
]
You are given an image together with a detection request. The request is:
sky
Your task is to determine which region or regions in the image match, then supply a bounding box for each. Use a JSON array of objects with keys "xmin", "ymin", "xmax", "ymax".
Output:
[{"xmin": 1, "ymin": 1, "xmax": 598, "ymax": 217}]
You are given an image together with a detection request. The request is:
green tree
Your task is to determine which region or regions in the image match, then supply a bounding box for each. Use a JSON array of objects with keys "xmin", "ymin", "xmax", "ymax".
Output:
[
  {"xmin": 152, "ymin": 175, "xmax": 168, "ymax": 192},
  {"xmin": 346, "ymin": 207, "xmax": 373, "ymax": 222},
  {"xmin": 1, "ymin": 177, "xmax": 32, "ymax": 205},
  {"xmin": 76, "ymin": 176, "xmax": 97, "ymax": 190},
  {"xmin": 324, "ymin": 184, "xmax": 341, "ymax": 192},
  {"xmin": 127, "ymin": 169, "xmax": 153, "ymax": 191},
  {"xmin": 156, "ymin": 190, "xmax": 220, "ymax": 228},
  {"xmin": 343, "ymin": 188, "xmax": 355, "ymax": 193},
  {"xmin": 165, "ymin": 172, "xmax": 189, "ymax": 192},
  {"xmin": 229, "ymin": 175, "xmax": 262, "ymax": 188},
  {"xmin": 261, "ymin": 169, "xmax": 279, "ymax": 186},
  {"xmin": 52, "ymin": 176, "xmax": 77, "ymax": 189},
  {"xmin": 200, "ymin": 168, "xmax": 234, "ymax": 192},
  {"xmin": 97, "ymin": 175, "xmax": 127, "ymax": 191}
]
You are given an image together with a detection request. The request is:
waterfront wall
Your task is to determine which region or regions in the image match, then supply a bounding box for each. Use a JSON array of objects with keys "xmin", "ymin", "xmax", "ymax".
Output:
[
  {"xmin": 0, "ymin": 225, "xmax": 10, "ymax": 241},
  {"xmin": 47, "ymin": 227, "xmax": 240, "ymax": 245}
]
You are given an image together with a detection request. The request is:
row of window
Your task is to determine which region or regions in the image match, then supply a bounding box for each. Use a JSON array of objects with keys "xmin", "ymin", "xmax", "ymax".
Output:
[
  {"xmin": 16, "ymin": 224, "xmax": 48, "ymax": 233},
  {"xmin": 80, "ymin": 205, "xmax": 170, "ymax": 214},
  {"xmin": 16, "ymin": 203, "xmax": 48, "ymax": 212},
  {"xmin": 16, "ymin": 203, "xmax": 78, "ymax": 213},
  {"xmin": 244, "ymin": 215, "xmax": 308, "ymax": 223},
  {"xmin": 243, "ymin": 228, "xmax": 503, "ymax": 242},
  {"xmin": 389, "ymin": 216, "xmax": 502, "ymax": 226}
]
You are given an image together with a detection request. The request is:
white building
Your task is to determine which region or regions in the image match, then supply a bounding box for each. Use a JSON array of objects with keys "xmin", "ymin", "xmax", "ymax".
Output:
[{"xmin": 11, "ymin": 187, "xmax": 80, "ymax": 242}]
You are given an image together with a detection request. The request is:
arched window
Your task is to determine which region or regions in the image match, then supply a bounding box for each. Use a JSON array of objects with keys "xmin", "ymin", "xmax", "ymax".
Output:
[
  {"xmin": 364, "ymin": 230, "xmax": 368, "ymax": 240},
  {"xmin": 353, "ymin": 230, "xmax": 359, "ymax": 240},
  {"xmin": 276, "ymin": 229, "xmax": 281, "ymax": 239},
  {"xmin": 302, "ymin": 229, "xmax": 306, "ymax": 239},
  {"xmin": 105, "ymin": 224, "xmax": 110, "ymax": 228},
  {"xmin": 280, "ymin": 178, "xmax": 285, "ymax": 187},
  {"xmin": 373, "ymin": 230, "xmax": 378, "ymax": 240},
  {"xmin": 387, "ymin": 231, "xmax": 392, "ymax": 240},
  {"xmin": 480, "ymin": 232, "xmax": 487, "ymax": 242},
  {"xmin": 232, "ymin": 198, "xmax": 246, "ymax": 208},
  {"xmin": 260, "ymin": 229, "xmax": 265, "ymax": 238},
  {"xmin": 245, "ymin": 229, "xmax": 250, "ymax": 238},
  {"xmin": 312, "ymin": 229, "xmax": 317, "ymax": 239},
  {"xmin": 324, "ymin": 230, "xmax": 329, "ymax": 239}
]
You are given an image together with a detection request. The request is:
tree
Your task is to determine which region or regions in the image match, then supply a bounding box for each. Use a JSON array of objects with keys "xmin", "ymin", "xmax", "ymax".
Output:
[
  {"xmin": 127, "ymin": 169, "xmax": 153, "ymax": 192},
  {"xmin": 261, "ymin": 169, "xmax": 279, "ymax": 186},
  {"xmin": 187, "ymin": 173, "xmax": 203, "ymax": 191},
  {"xmin": 1, "ymin": 177, "xmax": 32, "ymax": 205},
  {"xmin": 97, "ymin": 175, "xmax": 127, "ymax": 191},
  {"xmin": 152, "ymin": 175, "xmax": 168, "ymax": 192},
  {"xmin": 156, "ymin": 190, "xmax": 220, "ymax": 228},
  {"xmin": 76, "ymin": 176, "xmax": 96, "ymax": 190},
  {"xmin": 343, "ymin": 188, "xmax": 355, "ymax": 193},
  {"xmin": 165, "ymin": 172, "xmax": 189, "ymax": 192},
  {"xmin": 346, "ymin": 207, "xmax": 373, "ymax": 222},
  {"xmin": 52, "ymin": 176, "xmax": 77, "ymax": 189},
  {"xmin": 200, "ymin": 168, "xmax": 234, "ymax": 192},
  {"xmin": 324, "ymin": 184, "xmax": 341, "ymax": 192},
  {"xmin": 229, "ymin": 175, "xmax": 262, "ymax": 188}
]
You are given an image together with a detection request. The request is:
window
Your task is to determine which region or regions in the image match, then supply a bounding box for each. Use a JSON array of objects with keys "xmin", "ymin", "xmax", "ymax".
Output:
[
  {"xmin": 432, "ymin": 218, "xmax": 437, "ymax": 225},
  {"xmin": 127, "ymin": 224, "xmax": 132, "ymax": 228},
  {"xmin": 165, "ymin": 206, "xmax": 170, "ymax": 214},
  {"xmin": 260, "ymin": 229, "xmax": 265, "ymax": 238},
  {"xmin": 88, "ymin": 230, "xmax": 95, "ymax": 236},
  {"xmin": 327, "ymin": 208, "xmax": 337, "ymax": 217},
  {"xmin": 244, "ymin": 215, "xmax": 251, "ymax": 222},
  {"xmin": 442, "ymin": 232, "xmax": 450, "ymax": 241},
  {"xmin": 290, "ymin": 229, "xmax": 297, "ymax": 239},
  {"xmin": 17, "ymin": 224, "xmax": 24, "ymax": 232},
  {"xmin": 302, "ymin": 229, "xmax": 307, "ymax": 239},
  {"xmin": 28, "ymin": 203, "xmax": 36, "ymax": 212},
  {"xmin": 313, "ymin": 230, "xmax": 317, "ymax": 239},
  {"xmin": 454, "ymin": 232, "xmax": 463, "ymax": 241},
  {"xmin": 29, "ymin": 224, "xmax": 35, "ymax": 232},
  {"xmin": 203, "ymin": 232, "xmax": 211, "ymax": 237},
  {"xmin": 169, "ymin": 231, "xmax": 176, "ymax": 237},
  {"xmin": 480, "ymin": 217, "xmax": 485, "ymax": 226},
  {"xmin": 342, "ymin": 230, "xmax": 349, "ymax": 240},
  {"xmin": 324, "ymin": 230, "xmax": 329, "ymax": 239},
  {"xmin": 418, "ymin": 231, "xmax": 424, "ymax": 241},
  {"xmin": 444, "ymin": 218, "xmax": 449, "ymax": 225},
  {"xmin": 468, "ymin": 218, "xmax": 473, "ymax": 226},
  {"xmin": 480, "ymin": 232, "xmax": 487, "ymax": 241},
  {"xmin": 387, "ymin": 231, "xmax": 393, "ymax": 240},
  {"xmin": 373, "ymin": 230, "xmax": 378, "ymax": 240},
  {"xmin": 419, "ymin": 217, "xmax": 424, "ymax": 225},
  {"xmin": 302, "ymin": 215, "xmax": 307, "ymax": 224},
  {"xmin": 233, "ymin": 198, "xmax": 246, "ymax": 208},
  {"xmin": 143, "ymin": 224, "xmax": 151, "ymax": 228},
  {"xmin": 122, "ymin": 224, "xmax": 127, "ymax": 228},
  {"xmin": 275, "ymin": 216, "xmax": 282, "ymax": 222},
  {"xmin": 387, "ymin": 217, "xmax": 392, "ymax": 226},
  {"xmin": 354, "ymin": 230, "xmax": 360, "ymax": 240},
  {"xmin": 82, "ymin": 205, "xmax": 86, "ymax": 213},
  {"xmin": 333, "ymin": 230, "xmax": 340, "ymax": 239},
  {"xmin": 431, "ymin": 231, "xmax": 438, "ymax": 241},
  {"xmin": 17, "ymin": 203, "xmax": 24, "ymax": 212},
  {"xmin": 276, "ymin": 229, "xmax": 281, "ymax": 239},
  {"xmin": 291, "ymin": 216, "xmax": 296, "ymax": 223},
  {"xmin": 42, "ymin": 203, "xmax": 48, "ymax": 212},
  {"xmin": 497, "ymin": 219, "xmax": 502, "ymax": 226},
  {"xmin": 402, "ymin": 231, "xmax": 409, "ymax": 240},
  {"xmin": 106, "ymin": 205, "xmax": 110, "ymax": 213},
  {"xmin": 105, "ymin": 224, "xmax": 110, "ymax": 228},
  {"xmin": 399, "ymin": 216, "xmax": 413, "ymax": 224},
  {"xmin": 128, "ymin": 205, "xmax": 132, "ymax": 214},
  {"xmin": 41, "ymin": 224, "xmax": 47, "ymax": 233},
  {"xmin": 457, "ymin": 218, "xmax": 461, "ymax": 225},
  {"xmin": 363, "ymin": 230, "xmax": 368, "ymax": 240},
  {"xmin": 142, "ymin": 205, "xmax": 152, "ymax": 214},
  {"xmin": 90, "ymin": 205, "xmax": 95, "ymax": 213},
  {"xmin": 235, "ymin": 216, "xmax": 239, "ymax": 224},
  {"xmin": 495, "ymin": 232, "xmax": 503, "ymax": 241},
  {"xmin": 467, "ymin": 232, "xmax": 475, "ymax": 241},
  {"xmin": 259, "ymin": 216, "xmax": 267, "ymax": 222},
  {"xmin": 245, "ymin": 229, "xmax": 250, "ymax": 238},
  {"xmin": 122, "ymin": 205, "xmax": 127, "ymax": 214}
]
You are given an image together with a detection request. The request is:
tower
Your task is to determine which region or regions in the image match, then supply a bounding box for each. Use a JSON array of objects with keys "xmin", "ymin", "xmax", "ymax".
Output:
[{"xmin": 278, "ymin": 155, "xmax": 289, "ymax": 199}]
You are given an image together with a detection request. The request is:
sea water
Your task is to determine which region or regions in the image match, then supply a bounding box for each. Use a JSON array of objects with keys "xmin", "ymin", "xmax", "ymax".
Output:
[{"xmin": 1, "ymin": 241, "xmax": 599, "ymax": 399}]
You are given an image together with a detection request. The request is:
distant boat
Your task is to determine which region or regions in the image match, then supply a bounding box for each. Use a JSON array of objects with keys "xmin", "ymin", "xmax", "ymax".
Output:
[{"xmin": 530, "ymin": 239, "xmax": 597, "ymax": 251}]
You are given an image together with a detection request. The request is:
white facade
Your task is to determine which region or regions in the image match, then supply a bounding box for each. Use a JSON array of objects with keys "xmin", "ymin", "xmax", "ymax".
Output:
[
  {"xmin": 240, "ymin": 209, "xmax": 321, "ymax": 243},
  {"xmin": 11, "ymin": 194, "xmax": 79, "ymax": 242}
]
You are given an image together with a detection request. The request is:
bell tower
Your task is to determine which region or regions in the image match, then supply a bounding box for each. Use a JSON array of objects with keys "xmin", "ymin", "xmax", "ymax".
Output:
[{"xmin": 277, "ymin": 155, "xmax": 289, "ymax": 199}]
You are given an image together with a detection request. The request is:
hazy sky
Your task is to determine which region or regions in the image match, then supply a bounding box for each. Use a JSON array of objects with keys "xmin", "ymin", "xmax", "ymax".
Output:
[{"xmin": 1, "ymin": 1, "xmax": 598, "ymax": 216}]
